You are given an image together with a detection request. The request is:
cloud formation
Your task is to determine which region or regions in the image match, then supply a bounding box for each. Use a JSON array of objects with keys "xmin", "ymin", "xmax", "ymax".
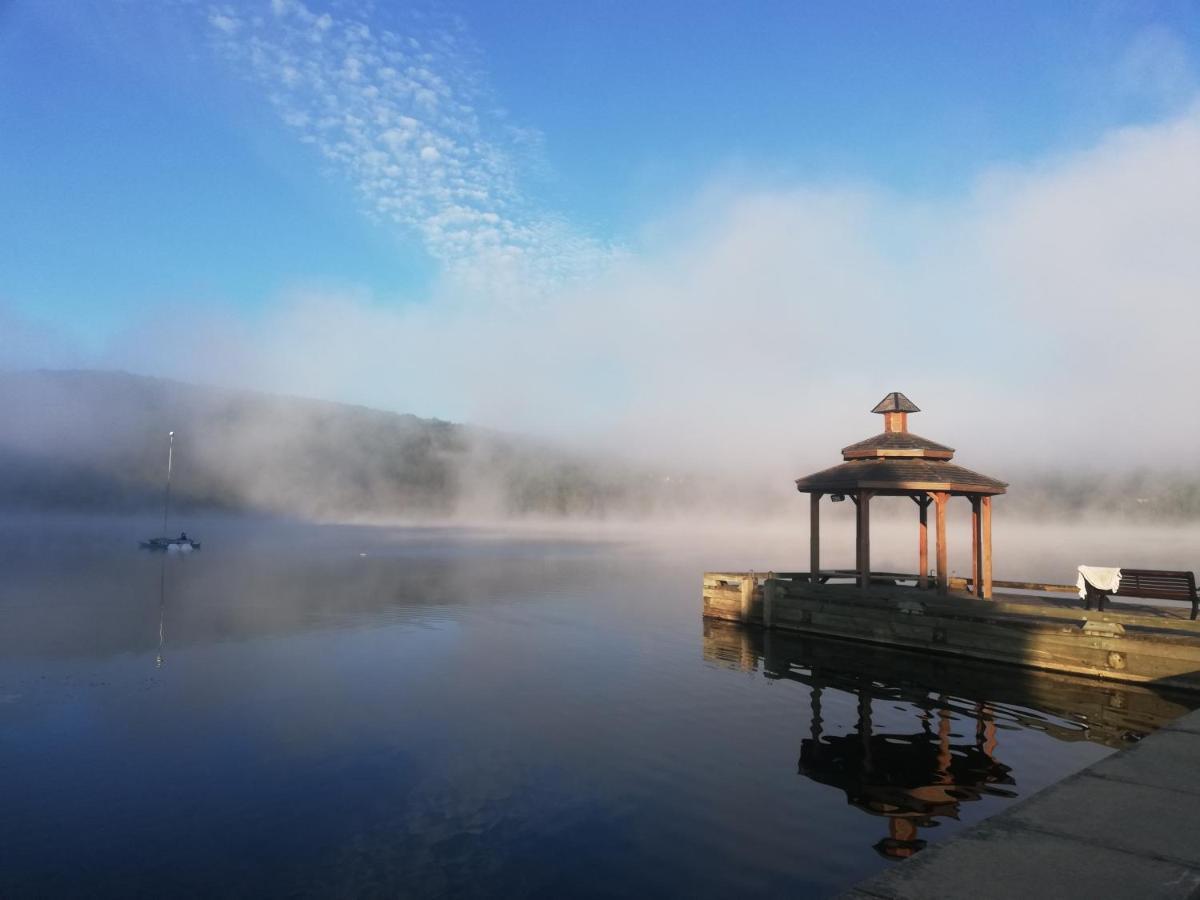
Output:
[
  {"xmin": 9, "ymin": 5, "xmax": 1191, "ymax": 486},
  {"xmin": 204, "ymin": 0, "xmax": 617, "ymax": 293},
  {"xmin": 102, "ymin": 99, "xmax": 1200, "ymax": 481}
]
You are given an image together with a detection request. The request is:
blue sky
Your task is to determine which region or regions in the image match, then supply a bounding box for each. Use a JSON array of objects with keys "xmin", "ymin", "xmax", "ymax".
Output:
[
  {"xmin": 467, "ymin": 1, "xmax": 1195, "ymax": 209},
  {"xmin": 1, "ymin": 1, "xmax": 1198, "ymax": 460},
  {"xmin": 2, "ymin": 1, "xmax": 1195, "ymax": 334}
]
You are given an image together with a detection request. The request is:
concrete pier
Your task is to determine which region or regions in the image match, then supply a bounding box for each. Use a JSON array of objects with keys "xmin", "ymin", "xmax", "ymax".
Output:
[{"xmin": 841, "ymin": 706, "xmax": 1200, "ymax": 899}]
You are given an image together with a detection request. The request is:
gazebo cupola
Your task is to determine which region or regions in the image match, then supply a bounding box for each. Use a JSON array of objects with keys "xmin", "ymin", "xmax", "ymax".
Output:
[
  {"xmin": 874, "ymin": 390, "xmax": 920, "ymax": 435},
  {"xmin": 795, "ymin": 393, "xmax": 1007, "ymax": 597},
  {"xmin": 842, "ymin": 393, "xmax": 954, "ymax": 462}
]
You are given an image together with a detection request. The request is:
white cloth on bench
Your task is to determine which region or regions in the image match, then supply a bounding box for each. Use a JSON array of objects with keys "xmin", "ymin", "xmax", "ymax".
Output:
[{"xmin": 1077, "ymin": 566, "xmax": 1122, "ymax": 599}]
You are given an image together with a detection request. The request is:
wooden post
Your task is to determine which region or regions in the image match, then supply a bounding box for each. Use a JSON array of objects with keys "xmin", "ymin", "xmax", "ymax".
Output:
[
  {"xmin": 934, "ymin": 492, "xmax": 949, "ymax": 594},
  {"xmin": 810, "ymin": 493, "xmax": 821, "ymax": 584},
  {"xmin": 763, "ymin": 572, "xmax": 776, "ymax": 629},
  {"xmin": 857, "ymin": 490, "xmax": 872, "ymax": 589},
  {"xmin": 740, "ymin": 573, "xmax": 756, "ymax": 622},
  {"xmin": 982, "ymin": 495, "xmax": 993, "ymax": 599},
  {"xmin": 918, "ymin": 495, "xmax": 929, "ymax": 590},
  {"xmin": 971, "ymin": 496, "xmax": 982, "ymax": 598},
  {"xmin": 854, "ymin": 493, "xmax": 861, "ymax": 573}
]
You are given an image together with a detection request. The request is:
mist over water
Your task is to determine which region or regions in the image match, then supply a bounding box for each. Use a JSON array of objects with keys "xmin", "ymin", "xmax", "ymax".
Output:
[
  {"xmin": 4, "ymin": 369, "xmax": 1200, "ymax": 530},
  {"xmin": 2, "ymin": 515, "xmax": 1197, "ymax": 897}
]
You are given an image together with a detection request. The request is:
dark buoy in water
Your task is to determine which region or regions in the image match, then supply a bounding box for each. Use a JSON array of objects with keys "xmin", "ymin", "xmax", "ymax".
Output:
[{"xmin": 141, "ymin": 431, "xmax": 200, "ymax": 551}]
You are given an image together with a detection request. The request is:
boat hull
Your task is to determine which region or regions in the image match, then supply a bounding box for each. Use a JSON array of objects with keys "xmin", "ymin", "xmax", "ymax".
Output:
[{"xmin": 139, "ymin": 538, "xmax": 201, "ymax": 552}]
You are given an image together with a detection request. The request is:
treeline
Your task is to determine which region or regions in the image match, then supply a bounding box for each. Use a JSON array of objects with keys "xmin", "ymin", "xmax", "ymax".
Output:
[
  {"xmin": 1, "ymin": 370, "xmax": 1196, "ymax": 523},
  {"xmin": 0, "ymin": 370, "xmax": 749, "ymax": 520},
  {"xmin": 1003, "ymin": 469, "xmax": 1200, "ymax": 522}
]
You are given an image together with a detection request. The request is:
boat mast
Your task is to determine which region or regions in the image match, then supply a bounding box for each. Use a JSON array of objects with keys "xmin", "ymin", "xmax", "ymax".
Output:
[
  {"xmin": 157, "ymin": 557, "xmax": 166, "ymax": 668},
  {"xmin": 162, "ymin": 431, "xmax": 175, "ymax": 536}
]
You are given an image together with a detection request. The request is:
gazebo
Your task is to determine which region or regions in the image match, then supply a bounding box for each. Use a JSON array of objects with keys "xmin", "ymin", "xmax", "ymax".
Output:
[{"xmin": 795, "ymin": 393, "xmax": 1007, "ymax": 597}]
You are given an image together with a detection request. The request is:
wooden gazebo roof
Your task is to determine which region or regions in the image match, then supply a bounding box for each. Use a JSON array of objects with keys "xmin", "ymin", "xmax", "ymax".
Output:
[
  {"xmin": 872, "ymin": 391, "xmax": 920, "ymax": 414},
  {"xmin": 795, "ymin": 392, "xmax": 1006, "ymax": 496},
  {"xmin": 795, "ymin": 392, "xmax": 1006, "ymax": 597},
  {"xmin": 794, "ymin": 458, "xmax": 1007, "ymax": 495},
  {"xmin": 841, "ymin": 432, "xmax": 954, "ymax": 459}
]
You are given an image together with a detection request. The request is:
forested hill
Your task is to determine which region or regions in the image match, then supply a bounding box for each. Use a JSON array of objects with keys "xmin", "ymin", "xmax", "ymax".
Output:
[
  {"xmin": 0, "ymin": 370, "xmax": 714, "ymax": 520},
  {"xmin": 2, "ymin": 370, "xmax": 1198, "ymax": 523}
]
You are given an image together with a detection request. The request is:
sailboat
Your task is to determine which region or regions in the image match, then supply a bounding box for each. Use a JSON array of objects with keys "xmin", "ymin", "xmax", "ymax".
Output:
[{"xmin": 140, "ymin": 431, "xmax": 201, "ymax": 551}]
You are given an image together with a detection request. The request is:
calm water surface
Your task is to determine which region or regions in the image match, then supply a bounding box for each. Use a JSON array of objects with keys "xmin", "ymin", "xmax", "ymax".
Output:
[{"xmin": 2, "ymin": 517, "xmax": 1195, "ymax": 898}]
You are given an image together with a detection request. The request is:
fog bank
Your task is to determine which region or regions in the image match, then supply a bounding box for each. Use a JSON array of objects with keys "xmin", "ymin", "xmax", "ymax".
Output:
[{"xmin": 2, "ymin": 369, "xmax": 1198, "ymax": 526}]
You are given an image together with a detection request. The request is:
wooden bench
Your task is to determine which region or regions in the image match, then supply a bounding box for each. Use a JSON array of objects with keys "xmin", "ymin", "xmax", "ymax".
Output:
[{"xmin": 1084, "ymin": 569, "xmax": 1198, "ymax": 620}]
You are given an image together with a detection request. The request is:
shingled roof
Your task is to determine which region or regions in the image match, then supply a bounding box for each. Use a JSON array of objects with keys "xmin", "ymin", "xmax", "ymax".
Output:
[
  {"xmin": 871, "ymin": 391, "xmax": 920, "ymax": 414},
  {"xmin": 795, "ymin": 394, "xmax": 1007, "ymax": 496},
  {"xmin": 794, "ymin": 457, "xmax": 1007, "ymax": 495},
  {"xmin": 841, "ymin": 431, "xmax": 954, "ymax": 460}
]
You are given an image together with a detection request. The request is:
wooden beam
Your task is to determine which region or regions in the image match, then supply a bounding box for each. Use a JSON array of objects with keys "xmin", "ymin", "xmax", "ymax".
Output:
[
  {"xmin": 810, "ymin": 493, "xmax": 822, "ymax": 584},
  {"xmin": 918, "ymin": 495, "xmax": 929, "ymax": 590},
  {"xmin": 982, "ymin": 495, "xmax": 993, "ymax": 599},
  {"xmin": 740, "ymin": 573, "xmax": 756, "ymax": 623},
  {"xmin": 934, "ymin": 492, "xmax": 949, "ymax": 594},
  {"xmin": 855, "ymin": 493, "xmax": 861, "ymax": 572},
  {"xmin": 857, "ymin": 490, "xmax": 872, "ymax": 589},
  {"xmin": 947, "ymin": 576, "xmax": 1075, "ymax": 594},
  {"xmin": 971, "ymin": 496, "xmax": 982, "ymax": 598}
]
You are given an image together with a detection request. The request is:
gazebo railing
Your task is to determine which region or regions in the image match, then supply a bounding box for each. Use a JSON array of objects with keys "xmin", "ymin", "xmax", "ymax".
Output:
[
  {"xmin": 705, "ymin": 570, "xmax": 924, "ymax": 586},
  {"xmin": 950, "ymin": 576, "xmax": 1076, "ymax": 595}
]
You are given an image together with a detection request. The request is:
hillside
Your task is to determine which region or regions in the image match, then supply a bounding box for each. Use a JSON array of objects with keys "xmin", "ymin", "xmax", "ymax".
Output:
[
  {"xmin": 2, "ymin": 370, "xmax": 1198, "ymax": 524},
  {"xmin": 0, "ymin": 370, "xmax": 725, "ymax": 520}
]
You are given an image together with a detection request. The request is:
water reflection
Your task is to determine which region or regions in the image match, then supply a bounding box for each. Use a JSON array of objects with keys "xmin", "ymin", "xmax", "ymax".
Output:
[
  {"xmin": 800, "ymin": 689, "xmax": 1014, "ymax": 859},
  {"xmin": 703, "ymin": 620, "xmax": 1197, "ymax": 859},
  {"xmin": 6, "ymin": 517, "xmax": 1197, "ymax": 896},
  {"xmin": 156, "ymin": 557, "xmax": 167, "ymax": 668},
  {"xmin": 0, "ymin": 522, "xmax": 613, "ymax": 663}
]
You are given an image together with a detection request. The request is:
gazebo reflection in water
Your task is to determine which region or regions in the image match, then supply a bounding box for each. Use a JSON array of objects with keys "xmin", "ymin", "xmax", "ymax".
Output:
[
  {"xmin": 799, "ymin": 681, "xmax": 1014, "ymax": 860},
  {"xmin": 702, "ymin": 619, "xmax": 1200, "ymax": 861}
]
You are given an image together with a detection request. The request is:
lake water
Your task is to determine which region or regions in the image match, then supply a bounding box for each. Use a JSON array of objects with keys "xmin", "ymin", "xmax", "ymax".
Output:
[{"xmin": 2, "ymin": 516, "xmax": 1196, "ymax": 898}]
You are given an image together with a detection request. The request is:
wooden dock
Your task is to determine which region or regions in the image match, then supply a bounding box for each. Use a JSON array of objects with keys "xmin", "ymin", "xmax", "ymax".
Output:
[
  {"xmin": 702, "ymin": 618, "xmax": 1197, "ymax": 749},
  {"xmin": 702, "ymin": 572, "xmax": 1200, "ymax": 691}
]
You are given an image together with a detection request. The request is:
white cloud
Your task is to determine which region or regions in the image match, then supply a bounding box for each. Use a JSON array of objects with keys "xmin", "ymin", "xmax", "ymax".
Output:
[
  {"xmin": 208, "ymin": 10, "xmax": 239, "ymax": 34},
  {"xmin": 112, "ymin": 102, "xmax": 1200, "ymax": 476},
  {"xmin": 206, "ymin": 0, "xmax": 618, "ymax": 294}
]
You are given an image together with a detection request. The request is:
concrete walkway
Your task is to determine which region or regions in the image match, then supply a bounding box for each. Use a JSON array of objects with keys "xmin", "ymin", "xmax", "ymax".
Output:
[{"xmin": 842, "ymin": 706, "xmax": 1200, "ymax": 900}]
